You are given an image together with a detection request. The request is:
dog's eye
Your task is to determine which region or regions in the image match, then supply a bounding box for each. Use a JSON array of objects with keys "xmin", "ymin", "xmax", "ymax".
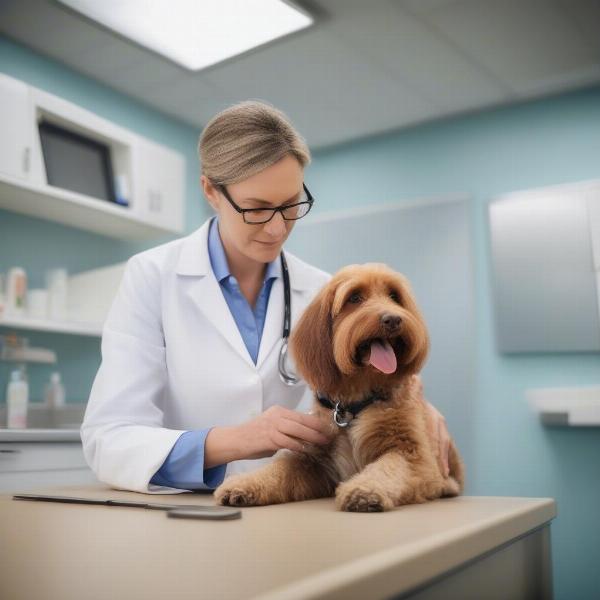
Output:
[
  {"xmin": 389, "ymin": 292, "xmax": 400, "ymax": 303},
  {"xmin": 348, "ymin": 292, "xmax": 362, "ymax": 304}
]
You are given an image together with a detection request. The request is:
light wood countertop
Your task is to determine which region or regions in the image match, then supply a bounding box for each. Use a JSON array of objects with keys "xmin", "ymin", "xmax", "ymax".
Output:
[{"xmin": 0, "ymin": 484, "xmax": 556, "ymax": 600}]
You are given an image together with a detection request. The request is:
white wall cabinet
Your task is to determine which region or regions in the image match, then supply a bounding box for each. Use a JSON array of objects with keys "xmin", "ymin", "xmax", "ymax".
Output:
[
  {"xmin": 0, "ymin": 74, "xmax": 33, "ymax": 182},
  {"xmin": 134, "ymin": 137, "xmax": 185, "ymax": 233},
  {"xmin": 489, "ymin": 179, "xmax": 600, "ymax": 352},
  {"xmin": 0, "ymin": 72, "xmax": 186, "ymax": 240}
]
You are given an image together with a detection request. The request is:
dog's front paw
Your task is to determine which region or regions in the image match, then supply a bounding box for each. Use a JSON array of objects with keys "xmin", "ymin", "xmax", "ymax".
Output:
[
  {"xmin": 214, "ymin": 476, "xmax": 262, "ymax": 507},
  {"xmin": 335, "ymin": 481, "xmax": 394, "ymax": 512}
]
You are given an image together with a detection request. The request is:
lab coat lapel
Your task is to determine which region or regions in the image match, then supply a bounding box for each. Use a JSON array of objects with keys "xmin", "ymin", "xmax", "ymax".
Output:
[
  {"xmin": 176, "ymin": 219, "xmax": 254, "ymax": 368},
  {"xmin": 186, "ymin": 273, "xmax": 254, "ymax": 367}
]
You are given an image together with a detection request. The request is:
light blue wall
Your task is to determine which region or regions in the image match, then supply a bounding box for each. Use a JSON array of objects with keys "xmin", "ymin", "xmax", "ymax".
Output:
[
  {"xmin": 0, "ymin": 35, "xmax": 210, "ymax": 401},
  {"xmin": 1, "ymin": 34, "xmax": 599, "ymax": 599},
  {"xmin": 307, "ymin": 86, "xmax": 600, "ymax": 600}
]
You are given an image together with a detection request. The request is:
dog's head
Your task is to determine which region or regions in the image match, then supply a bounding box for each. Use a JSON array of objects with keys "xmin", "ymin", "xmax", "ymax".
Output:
[{"xmin": 289, "ymin": 263, "xmax": 429, "ymax": 396}]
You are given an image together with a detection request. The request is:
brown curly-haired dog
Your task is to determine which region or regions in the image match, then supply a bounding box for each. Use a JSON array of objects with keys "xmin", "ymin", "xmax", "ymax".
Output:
[{"xmin": 214, "ymin": 263, "xmax": 465, "ymax": 512}]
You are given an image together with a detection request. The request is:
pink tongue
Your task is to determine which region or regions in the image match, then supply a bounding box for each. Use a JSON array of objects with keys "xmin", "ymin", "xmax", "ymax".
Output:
[{"xmin": 368, "ymin": 340, "xmax": 397, "ymax": 374}]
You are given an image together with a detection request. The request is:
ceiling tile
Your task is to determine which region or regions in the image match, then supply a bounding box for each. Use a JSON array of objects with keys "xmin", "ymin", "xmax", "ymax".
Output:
[
  {"xmin": 329, "ymin": 1, "xmax": 513, "ymax": 112},
  {"xmin": 417, "ymin": 0, "xmax": 600, "ymax": 92}
]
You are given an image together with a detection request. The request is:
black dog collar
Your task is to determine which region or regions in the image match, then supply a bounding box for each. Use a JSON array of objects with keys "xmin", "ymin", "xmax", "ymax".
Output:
[{"xmin": 316, "ymin": 390, "xmax": 388, "ymax": 428}]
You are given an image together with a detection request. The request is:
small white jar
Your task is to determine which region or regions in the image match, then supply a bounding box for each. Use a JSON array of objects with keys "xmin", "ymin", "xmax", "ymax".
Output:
[{"xmin": 27, "ymin": 289, "xmax": 48, "ymax": 320}]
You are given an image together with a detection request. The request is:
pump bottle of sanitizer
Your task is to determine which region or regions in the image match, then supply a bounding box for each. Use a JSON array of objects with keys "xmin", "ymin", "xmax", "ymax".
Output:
[
  {"xmin": 6, "ymin": 369, "xmax": 29, "ymax": 429},
  {"xmin": 44, "ymin": 372, "xmax": 66, "ymax": 409}
]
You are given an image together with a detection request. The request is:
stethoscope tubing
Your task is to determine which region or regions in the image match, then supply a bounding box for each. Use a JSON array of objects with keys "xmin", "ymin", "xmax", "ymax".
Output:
[{"xmin": 279, "ymin": 251, "xmax": 300, "ymax": 386}]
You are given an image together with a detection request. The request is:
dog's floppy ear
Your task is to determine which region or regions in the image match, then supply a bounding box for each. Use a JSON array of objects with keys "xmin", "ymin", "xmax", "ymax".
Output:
[
  {"xmin": 394, "ymin": 273, "xmax": 430, "ymax": 375},
  {"xmin": 289, "ymin": 281, "xmax": 341, "ymax": 392}
]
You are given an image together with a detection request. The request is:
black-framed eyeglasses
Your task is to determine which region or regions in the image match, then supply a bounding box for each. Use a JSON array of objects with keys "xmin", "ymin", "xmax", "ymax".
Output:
[{"xmin": 218, "ymin": 182, "xmax": 314, "ymax": 224}]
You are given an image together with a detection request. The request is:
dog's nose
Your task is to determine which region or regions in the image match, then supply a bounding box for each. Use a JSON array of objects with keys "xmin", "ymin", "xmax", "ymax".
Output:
[{"xmin": 381, "ymin": 314, "xmax": 402, "ymax": 331}]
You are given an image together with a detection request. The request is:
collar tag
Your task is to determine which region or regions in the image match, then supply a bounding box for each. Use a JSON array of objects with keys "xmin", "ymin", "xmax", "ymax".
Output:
[{"xmin": 333, "ymin": 402, "xmax": 353, "ymax": 428}]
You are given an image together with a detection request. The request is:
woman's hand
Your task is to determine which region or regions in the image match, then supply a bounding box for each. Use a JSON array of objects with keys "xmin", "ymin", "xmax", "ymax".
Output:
[
  {"xmin": 238, "ymin": 405, "xmax": 335, "ymax": 460},
  {"xmin": 415, "ymin": 377, "xmax": 450, "ymax": 477}
]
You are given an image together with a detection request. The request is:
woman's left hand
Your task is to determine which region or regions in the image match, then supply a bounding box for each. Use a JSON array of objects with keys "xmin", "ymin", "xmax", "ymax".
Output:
[{"xmin": 415, "ymin": 376, "xmax": 450, "ymax": 477}]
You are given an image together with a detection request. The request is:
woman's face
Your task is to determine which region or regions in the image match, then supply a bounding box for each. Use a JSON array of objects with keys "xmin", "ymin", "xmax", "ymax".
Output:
[{"xmin": 202, "ymin": 154, "xmax": 304, "ymax": 271}]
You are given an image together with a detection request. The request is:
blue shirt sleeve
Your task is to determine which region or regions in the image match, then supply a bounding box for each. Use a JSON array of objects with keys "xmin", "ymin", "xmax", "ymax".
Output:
[{"xmin": 150, "ymin": 429, "xmax": 227, "ymax": 490}]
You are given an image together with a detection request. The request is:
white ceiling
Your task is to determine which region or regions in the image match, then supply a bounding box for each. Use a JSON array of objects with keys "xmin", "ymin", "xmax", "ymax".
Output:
[{"xmin": 1, "ymin": 0, "xmax": 599, "ymax": 149}]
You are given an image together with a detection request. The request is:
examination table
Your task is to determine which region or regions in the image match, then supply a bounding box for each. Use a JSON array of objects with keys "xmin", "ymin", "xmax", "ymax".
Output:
[{"xmin": 0, "ymin": 484, "xmax": 556, "ymax": 599}]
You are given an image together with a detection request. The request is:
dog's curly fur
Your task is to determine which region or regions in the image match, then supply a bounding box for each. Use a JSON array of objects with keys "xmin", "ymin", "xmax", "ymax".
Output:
[{"xmin": 214, "ymin": 263, "xmax": 465, "ymax": 512}]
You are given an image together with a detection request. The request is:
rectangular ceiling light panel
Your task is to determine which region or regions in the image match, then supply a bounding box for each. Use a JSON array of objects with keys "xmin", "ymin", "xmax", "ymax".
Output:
[{"xmin": 58, "ymin": 0, "xmax": 313, "ymax": 70}]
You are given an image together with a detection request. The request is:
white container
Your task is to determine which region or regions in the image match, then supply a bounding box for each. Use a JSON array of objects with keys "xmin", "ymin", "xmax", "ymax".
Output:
[
  {"xmin": 0, "ymin": 272, "xmax": 5, "ymax": 317},
  {"xmin": 46, "ymin": 268, "xmax": 68, "ymax": 321},
  {"xmin": 44, "ymin": 372, "xmax": 66, "ymax": 408},
  {"xmin": 114, "ymin": 173, "xmax": 130, "ymax": 206},
  {"xmin": 27, "ymin": 288, "xmax": 48, "ymax": 319},
  {"xmin": 6, "ymin": 369, "xmax": 29, "ymax": 429},
  {"xmin": 5, "ymin": 267, "xmax": 27, "ymax": 316}
]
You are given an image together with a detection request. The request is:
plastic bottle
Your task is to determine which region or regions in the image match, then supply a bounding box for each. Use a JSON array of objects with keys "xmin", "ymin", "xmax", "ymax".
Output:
[
  {"xmin": 6, "ymin": 369, "xmax": 29, "ymax": 429},
  {"xmin": 46, "ymin": 268, "xmax": 68, "ymax": 321},
  {"xmin": 44, "ymin": 372, "xmax": 66, "ymax": 408},
  {"xmin": 5, "ymin": 267, "xmax": 27, "ymax": 317}
]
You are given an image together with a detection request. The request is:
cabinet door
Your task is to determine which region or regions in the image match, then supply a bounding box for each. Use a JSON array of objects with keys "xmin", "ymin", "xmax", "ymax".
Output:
[
  {"xmin": 0, "ymin": 73, "xmax": 33, "ymax": 181},
  {"xmin": 489, "ymin": 183, "xmax": 600, "ymax": 352},
  {"xmin": 0, "ymin": 442, "xmax": 89, "ymax": 472},
  {"xmin": 0, "ymin": 441, "xmax": 97, "ymax": 492},
  {"xmin": 0, "ymin": 469, "xmax": 98, "ymax": 493},
  {"xmin": 135, "ymin": 138, "xmax": 185, "ymax": 233},
  {"xmin": 588, "ymin": 189, "xmax": 600, "ymax": 272}
]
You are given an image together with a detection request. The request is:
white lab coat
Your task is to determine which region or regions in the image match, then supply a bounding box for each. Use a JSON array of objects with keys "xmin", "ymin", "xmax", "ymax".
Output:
[{"xmin": 80, "ymin": 217, "xmax": 331, "ymax": 494}]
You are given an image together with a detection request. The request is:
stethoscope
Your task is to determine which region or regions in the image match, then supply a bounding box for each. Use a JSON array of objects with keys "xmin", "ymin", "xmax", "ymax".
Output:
[{"xmin": 278, "ymin": 251, "xmax": 300, "ymax": 386}]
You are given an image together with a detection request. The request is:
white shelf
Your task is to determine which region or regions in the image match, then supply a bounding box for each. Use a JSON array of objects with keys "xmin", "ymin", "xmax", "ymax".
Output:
[
  {"xmin": 0, "ymin": 314, "xmax": 102, "ymax": 337},
  {"xmin": 0, "ymin": 346, "xmax": 57, "ymax": 364},
  {"xmin": 526, "ymin": 386, "xmax": 600, "ymax": 426},
  {"xmin": 0, "ymin": 173, "xmax": 171, "ymax": 241}
]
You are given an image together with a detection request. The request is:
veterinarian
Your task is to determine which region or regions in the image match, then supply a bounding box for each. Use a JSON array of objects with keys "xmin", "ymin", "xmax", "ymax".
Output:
[{"xmin": 81, "ymin": 101, "xmax": 451, "ymax": 494}]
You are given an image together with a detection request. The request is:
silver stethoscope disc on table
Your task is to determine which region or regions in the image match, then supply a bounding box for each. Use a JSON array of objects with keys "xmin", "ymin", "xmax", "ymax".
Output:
[{"xmin": 167, "ymin": 506, "xmax": 242, "ymax": 520}]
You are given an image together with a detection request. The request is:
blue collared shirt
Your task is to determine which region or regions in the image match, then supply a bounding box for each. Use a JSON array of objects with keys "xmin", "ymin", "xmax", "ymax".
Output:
[{"xmin": 150, "ymin": 216, "xmax": 280, "ymax": 490}]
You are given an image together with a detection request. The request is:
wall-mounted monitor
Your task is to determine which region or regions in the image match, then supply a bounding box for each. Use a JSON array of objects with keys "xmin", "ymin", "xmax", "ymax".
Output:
[{"xmin": 38, "ymin": 120, "xmax": 117, "ymax": 204}]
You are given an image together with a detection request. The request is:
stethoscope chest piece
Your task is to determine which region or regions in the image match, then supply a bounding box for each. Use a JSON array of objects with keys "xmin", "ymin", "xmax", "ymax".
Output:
[{"xmin": 279, "ymin": 339, "xmax": 299, "ymax": 386}]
